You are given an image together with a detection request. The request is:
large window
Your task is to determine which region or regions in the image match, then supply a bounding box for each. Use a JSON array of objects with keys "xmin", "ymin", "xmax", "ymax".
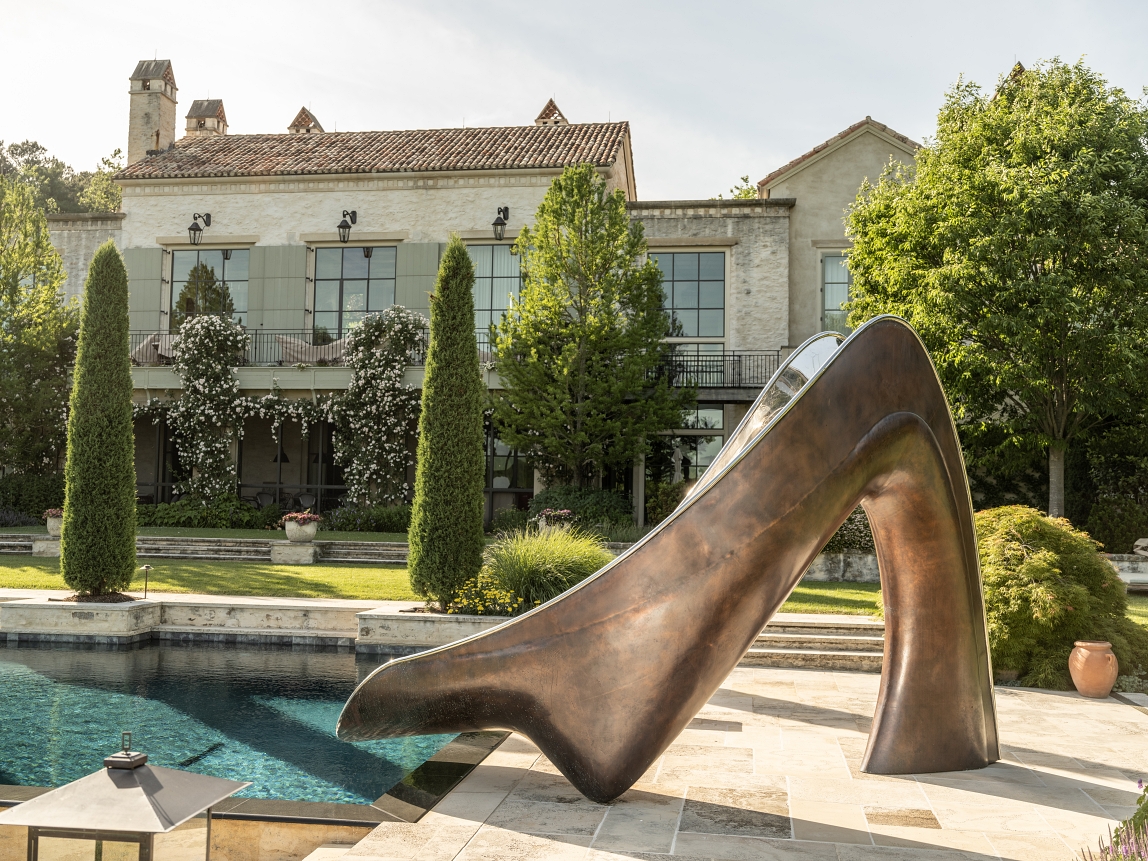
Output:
[
  {"xmin": 170, "ymin": 249, "xmax": 249, "ymax": 331},
  {"xmin": 468, "ymin": 245, "xmax": 521, "ymax": 348},
  {"xmin": 823, "ymin": 254, "xmax": 851, "ymax": 335},
  {"xmin": 650, "ymin": 251, "xmax": 725, "ymax": 338},
  {"xmin": 314, "ymin": 246, "xmax": 397, "ymax": 338}
]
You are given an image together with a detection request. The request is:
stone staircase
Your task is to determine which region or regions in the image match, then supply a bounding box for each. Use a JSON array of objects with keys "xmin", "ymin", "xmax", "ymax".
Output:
[
  {"xmin": 135, "ymin": 536, "xmax": 273, "ymax": 561},
  {"xmin": 740, "ymin": 616, "xmax": 885, "ymax": 671},
  {"xmin": 314, "ymin": 541, "xmax": 408, "ymax": 564},
  {"xmin": 0, "ymin": 536, "xmax": 33, "ymax": 555}
]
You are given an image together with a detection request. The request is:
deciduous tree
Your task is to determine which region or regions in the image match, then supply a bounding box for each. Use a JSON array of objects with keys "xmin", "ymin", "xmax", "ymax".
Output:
[
  {"xmin": 846, "ymin": 60, "xmax": 1148, "ymax": 517},
  {"xmin": 0, "ymin": 176, "xmax": 78, "ymax": 472},
  {"xmin": 492, "ymin": 164, "xmax": 693, "ymax": 487}
]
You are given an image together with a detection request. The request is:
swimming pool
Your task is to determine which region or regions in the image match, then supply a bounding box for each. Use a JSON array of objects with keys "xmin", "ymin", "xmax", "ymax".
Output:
[{"xmin": 0, "ymin": 642, "xmax": 454, "ymax": 806}]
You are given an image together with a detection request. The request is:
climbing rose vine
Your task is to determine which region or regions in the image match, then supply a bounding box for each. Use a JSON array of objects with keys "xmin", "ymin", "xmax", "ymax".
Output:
[
  {"xmin": 133, "ymin": 309, "xmax": 426, "ymax": 504},
  {"xmin": 330, "ymin": 307, "xmax": 426, "ymax": 504},
  {"xmin": 167, "ymin": 316, "xmax": 249, "ymax": 497}
]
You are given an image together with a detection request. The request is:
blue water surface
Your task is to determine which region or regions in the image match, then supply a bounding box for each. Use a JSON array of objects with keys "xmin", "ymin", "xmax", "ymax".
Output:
[{"xmin": 0, "ymin": 642, "xmax": 453, "ymax": 805}]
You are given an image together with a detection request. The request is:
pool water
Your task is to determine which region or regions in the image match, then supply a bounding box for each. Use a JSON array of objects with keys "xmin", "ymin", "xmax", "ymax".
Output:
[{"xmin": 0, "ymin": 642, "xmax": 454, "ymax": 805}]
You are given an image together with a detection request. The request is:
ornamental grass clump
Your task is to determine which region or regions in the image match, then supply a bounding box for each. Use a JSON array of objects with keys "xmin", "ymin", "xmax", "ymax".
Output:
[
  {"xmin": 60, "ymin": 241, "xmax": 137, "ymax": 596},
  {"xmin": 478, "ymin": 525, "xmax": 614, "ymax": 611},
  {"xmin": 977, "ymin": 505, "xmax": 1148, "ymax": 689}
]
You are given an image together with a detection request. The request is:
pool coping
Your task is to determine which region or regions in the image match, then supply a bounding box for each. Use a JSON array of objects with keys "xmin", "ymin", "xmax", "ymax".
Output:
[{"xmin": 0, "ymin": 730, "xmax": 508, "ymax": 827}]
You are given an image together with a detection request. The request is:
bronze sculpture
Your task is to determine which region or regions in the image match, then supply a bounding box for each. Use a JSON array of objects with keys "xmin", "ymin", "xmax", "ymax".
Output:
[{"xmin": 338, "ymin": 316, "xmax": 999, "ymax": 803}]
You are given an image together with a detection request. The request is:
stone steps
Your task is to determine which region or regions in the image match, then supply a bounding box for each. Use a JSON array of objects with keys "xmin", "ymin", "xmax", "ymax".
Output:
[
  {"xmin": 740, "ymin": 618, "xmax": 885, "ymax": 671},
  {"xmin": 0, "ymin": 538, "xmax": 33, "ymax": 554}
]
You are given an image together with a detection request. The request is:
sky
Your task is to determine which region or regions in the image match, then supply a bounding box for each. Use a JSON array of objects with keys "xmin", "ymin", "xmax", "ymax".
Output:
[{"xmin": 6, "ymin": 1, "xmax": 1148, "ymax": 200}]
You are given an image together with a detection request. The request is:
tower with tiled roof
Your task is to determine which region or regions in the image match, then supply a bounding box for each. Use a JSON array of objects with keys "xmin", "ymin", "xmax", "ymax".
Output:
[
  {"xmin": 185, "ymin": 99, "xmax": 228, "ymax": 138},
  {"xmin": 127, "ymin": 60, "xmax": 178, "ymax": 165}
]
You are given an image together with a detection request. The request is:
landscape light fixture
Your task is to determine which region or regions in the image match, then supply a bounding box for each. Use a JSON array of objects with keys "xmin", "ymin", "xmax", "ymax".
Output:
[
  {"xmin": 492, "ymin": 206, "xmax": 509, "ymax": 241},
  {"xmin": 337, "ymin": 210, "xmax": 357, "ymax": 243},
  {"xmin": 188, "ymin": 213, "xmax": 211, "ymax": 246}
]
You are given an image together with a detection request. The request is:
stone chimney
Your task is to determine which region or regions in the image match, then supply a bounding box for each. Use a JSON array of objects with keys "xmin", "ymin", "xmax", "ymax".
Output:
[
  {"xmin": 185, "ymin": 100, "xmax": 228, "ymax": 137},
  {"xmin": 288, "ymin": 107, "xmax": 324, "ymax": 134},
  {"xmin": 128, "ymin": 60, "xmax": 178, "ymax": 165}
]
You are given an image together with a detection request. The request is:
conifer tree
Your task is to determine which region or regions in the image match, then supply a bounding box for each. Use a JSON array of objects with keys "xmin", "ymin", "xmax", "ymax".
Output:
[
  {"xmin": 408, "ymin": 236, "xmax": 486, "ymax": 610},
  {"xmin": 60, "ymin": 240, "xmax": 137, "ymax": 596}
]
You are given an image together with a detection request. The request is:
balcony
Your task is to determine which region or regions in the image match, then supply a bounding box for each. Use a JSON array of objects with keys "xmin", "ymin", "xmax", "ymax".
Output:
[{"xmin": 655, "ymin": 350, "xmax": 782, "ymax": 389}]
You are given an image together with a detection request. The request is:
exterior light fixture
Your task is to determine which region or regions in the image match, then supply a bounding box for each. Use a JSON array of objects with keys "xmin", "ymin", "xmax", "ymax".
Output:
[
  {"xmin": 492, "ymin": 206, "xmax": 509, "ymax": 241},
  {"xmin": 188, "ymin": 213, "xmax": 211, "ymax": 246},
  {"xmin": 337, "ymin": 210, "xmax": 357, "ymax": 243},
  {"xmin": 222, "ymin": 249, "xmax": 233, "ymax": 261}
]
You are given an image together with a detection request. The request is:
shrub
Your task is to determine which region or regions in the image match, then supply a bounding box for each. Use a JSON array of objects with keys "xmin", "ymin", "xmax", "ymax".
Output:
[
  {"xmin": 60, "ymin": 241, "xmax": 137, "ymax": 596},
  {"xmin": 0, "ymin": 508, "xmax": 38, "ymax": 528},
  {"xmin": 487, "ymin": 507, "xmax": 529, "ymax": 534},
  {"xmin": 977, "ymin": 505, "xmax": 1148, "ymax": 689},
  {"xmin": 135, "ymin": 494, "xmax": 276, "ymax": 530},
  {"xmin": 322, "ymin": 503, "xmax": 411, "ymax": 534},
  {"xmin": 645, "ymin": 480, "xmax": 686, "ymax": 526},
  {"xmin": 1086, "ymin": 497, "xmax": 1148, "ymax": 554},
  {"xmin": 0, "ymin": 473, "xmax": 65, "ymax": 519},
  {"xmin": 824, "ymin": 507, "xmax": 876, "ymax": 553},
  {"xmin": 475, "ymin": 526, "xmax": 614, "ymax": 612},
  {"xmin": 449, "ymin": 571, "xmax": 524, "ymax": 617},
  {"xmin": 409, "ymin": 237, "xmax": 487, "ymax": 610},
  {"xmin": 528, "ymin": 486, "xmax": 633, "ymax": 528}
]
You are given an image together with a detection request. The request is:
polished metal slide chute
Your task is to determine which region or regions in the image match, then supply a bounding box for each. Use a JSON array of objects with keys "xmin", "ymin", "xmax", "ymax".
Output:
[{"xmin": 338, "ymin": 316, "xmax": 999, "ymax": 803}]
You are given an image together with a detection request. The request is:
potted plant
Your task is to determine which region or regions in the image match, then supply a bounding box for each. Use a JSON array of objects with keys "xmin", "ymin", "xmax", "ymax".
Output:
[
  {"xmin": 43, "ymin": 509, "xmax": 63, "ymax": 538},
  {"xmin": 280, "ymin": 511, "xmax": 321, "ymax": 543}
]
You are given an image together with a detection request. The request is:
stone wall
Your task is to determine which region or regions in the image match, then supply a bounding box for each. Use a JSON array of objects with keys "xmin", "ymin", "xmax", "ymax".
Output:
[
  {"xmin": 46, "ymin": 213, "xmax": 125, "ymax": 302},
  {"xmin": 627, "ymin": 199, "xmax": 793, "ymax": 352}
]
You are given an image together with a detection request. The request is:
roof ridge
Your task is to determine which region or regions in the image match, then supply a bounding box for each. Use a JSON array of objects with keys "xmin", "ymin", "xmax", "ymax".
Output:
[
  {"xmin": 117, "ymin": 121, "xmax": 631, "ymax": 181},
  {"xmin": 758, "ymin": 117, "xmax": 919, "ymax": 190}
]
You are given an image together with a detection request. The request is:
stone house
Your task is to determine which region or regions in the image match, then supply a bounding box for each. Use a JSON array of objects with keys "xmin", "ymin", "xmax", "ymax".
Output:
[{"xmin": 48, "ymin": 60, "xmax": 917, "ymax": 522}]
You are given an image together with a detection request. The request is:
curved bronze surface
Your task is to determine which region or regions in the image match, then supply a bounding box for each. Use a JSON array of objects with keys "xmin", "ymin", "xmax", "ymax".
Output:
[{"xmin": 338, "ymin": 316, "xmax": 999, "ymax": 803}]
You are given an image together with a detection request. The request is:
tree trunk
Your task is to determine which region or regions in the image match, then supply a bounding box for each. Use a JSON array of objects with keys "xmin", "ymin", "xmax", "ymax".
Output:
[{"xmin": 1048, "ymin": 443, "xmax": 1066, "ymax": 519}]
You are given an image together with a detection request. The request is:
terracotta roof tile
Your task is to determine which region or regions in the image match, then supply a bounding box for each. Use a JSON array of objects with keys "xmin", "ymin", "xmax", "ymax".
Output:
[
  {"xmin": 117, "ymin": 121, "xmax": 629, "ymax": 180},
  {"xmin": 758, "ymin": 117, "xmax": 919, "ymax": 189}
]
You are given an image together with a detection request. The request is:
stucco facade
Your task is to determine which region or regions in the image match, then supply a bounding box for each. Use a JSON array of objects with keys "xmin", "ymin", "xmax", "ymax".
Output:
[
  {"xmin": 46, "ymin": 213, "xmax": 126, "ymax": 302},
  {"xmin": 760, "ymin": 119, "xmax": 918, "ymax": 347}
]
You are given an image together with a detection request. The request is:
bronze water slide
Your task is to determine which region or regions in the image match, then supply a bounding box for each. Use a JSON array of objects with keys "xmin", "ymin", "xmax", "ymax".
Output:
[{"xmin": 337, "ymin": 316, "xmax": 999, "ymax": 803}]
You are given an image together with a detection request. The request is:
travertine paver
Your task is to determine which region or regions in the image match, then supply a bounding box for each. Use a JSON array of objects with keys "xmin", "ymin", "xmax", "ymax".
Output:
[{"xmin": 345, "ymin": 667, "xmax": 1147, "ymax": 861}]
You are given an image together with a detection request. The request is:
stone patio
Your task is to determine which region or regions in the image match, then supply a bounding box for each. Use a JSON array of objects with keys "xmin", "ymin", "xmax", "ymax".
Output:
[{"xmin": 345, "ymin": 666, "xmax": 1146, "ymax": 861}]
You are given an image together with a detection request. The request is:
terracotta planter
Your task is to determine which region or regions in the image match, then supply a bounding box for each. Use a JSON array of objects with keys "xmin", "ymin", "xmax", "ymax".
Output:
[
  {"xmin": 1068, "ymin": 641, "xmax": 1119, "ymax": 698},
  {"xmin": 284, "ymin": 521, "xmax": 318, "ymax": 543},
  {"xmin": 46, "ymin": 517, "xmax": 62, "ymax": 538}
]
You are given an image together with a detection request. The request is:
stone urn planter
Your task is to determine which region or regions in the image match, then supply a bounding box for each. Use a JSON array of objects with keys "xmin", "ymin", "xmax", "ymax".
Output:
[
  {"xmin": 284, "ymin": 521, "xmax": 319, "ymax": 543},
  {"xmin": 1068, "ymin": 641, "xmax": 1119, "ymax": 698},
  {"xmin": 46, "ymin": 517, "xmax": 62, "ymax": 538}
]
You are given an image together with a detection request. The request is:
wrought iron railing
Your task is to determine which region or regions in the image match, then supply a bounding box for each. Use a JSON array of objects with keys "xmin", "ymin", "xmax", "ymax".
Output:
[
  {"xmin": 130, "ymin": 329, "xmax": 427, "ymax": 368},
  {"xmin": 655, "ymin": 351, "xmax": 782, "ymax": 388}
]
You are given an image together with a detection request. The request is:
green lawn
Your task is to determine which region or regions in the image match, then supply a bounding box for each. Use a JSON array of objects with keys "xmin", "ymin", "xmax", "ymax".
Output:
[
  {"xmin": 0, "ymin": 557, "xmax": 417, "ymax": 600},
  {"xmin": 0, "ymin": 526, "xmax": 408, "ymax": 542},
  {"xmin": 781, "ymin": 582, "xmax": 883, "ymax": 616},
  {"xmin": 1129, "ymin": 593, "xmax": 1148, "ymax": 630}
]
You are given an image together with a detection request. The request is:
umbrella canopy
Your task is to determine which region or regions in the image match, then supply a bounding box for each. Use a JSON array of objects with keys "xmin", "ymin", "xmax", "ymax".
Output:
[{"xmin": 0, "ymin": 764, "xmax": 249, "ymax": 833}]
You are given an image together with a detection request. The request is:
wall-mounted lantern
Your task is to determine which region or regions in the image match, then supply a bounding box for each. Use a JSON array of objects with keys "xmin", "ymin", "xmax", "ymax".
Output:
[
  {"xmin": 492, "ymin": 206, "xmax": 509, "ymax": 241},
  {"xmin": 0, "ymin": 732, "xmax": 248, "ymax": 861},
  {"xmin": 187, "ymin": 213, "xmax": 211, "ymax": 246},
  {"xmin": 337, "ymin": 210, "xmax": 357, "ymax": 243}
]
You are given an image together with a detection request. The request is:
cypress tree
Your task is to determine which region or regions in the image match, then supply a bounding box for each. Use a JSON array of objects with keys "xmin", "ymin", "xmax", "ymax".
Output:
[
  {"xmin": 408, "ymin": 236, "xmax": 486, "ymax": 610},
  {"xmin": 60, "ymin": 240, "xmax": 137, "ymax": 596}
]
